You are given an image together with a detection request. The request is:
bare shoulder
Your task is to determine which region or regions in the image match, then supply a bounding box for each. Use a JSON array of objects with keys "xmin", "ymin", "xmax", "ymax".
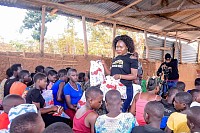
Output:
[{"xmin": 87, "ymin": 111, "xmax": 98, "ymax": 120}]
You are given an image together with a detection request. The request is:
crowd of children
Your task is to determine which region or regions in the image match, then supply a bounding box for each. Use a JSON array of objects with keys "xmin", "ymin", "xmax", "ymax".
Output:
[{"xmin": 0, "ymin": 34, "xmax": 200, "ymax": 133}]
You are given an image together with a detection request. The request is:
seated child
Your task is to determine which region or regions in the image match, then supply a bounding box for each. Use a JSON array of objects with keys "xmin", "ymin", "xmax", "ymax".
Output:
[
  {"xmin": 10, "ymin": 112, "xmax": 45, "ymax": 133},
  {"xmin": 130, "ymin": 77, "xmax": 161, "ymax": 126},
  {"xmin": 47, "ymin": 69, "xmax": 58, "ymax": 90},
  {"xmin": 43, "ymin": 122, "xmax": 73, "ymax": 133},
  {"xmin": 95, "ymin": 90, "xmax": 138, "ymax": 133},
  {"xmin": 52, "ymin": 69, "xmax": 68, "ymax": 107},
  {"xmin": 10, "ymin": 70, "xmax": 31, "ymax": 96},
  {"xmin": 26, "ymin": 72, "xmax": 71, "ymax": 127},
  {"xmin": 190, "ymin": 89, "xmax": 200, "ymax": 107},
  {"xmin": 186, "ymin": 106, "xmax": 200, "ymax": 133},
  {"xmin": 132, "ymin": 101, "xmax": 165, "ymax": 133},
  {"xmin": 0, "ymin": 94, "xmax": 25, "ymax": 130},
  {"xmin": 73, "ymin": 86, "xmax": 103, "ymax": 133},
  {"xmin": 166, "ymin": 92, "xmax": 193, "ymax": 133},
  {"xmin": 160, "ymin": 88, "xmax": 182, "ymax": 129},
  {"xmin": 176, "ymin": 81, "xmax": 186, "ymax": 91}
]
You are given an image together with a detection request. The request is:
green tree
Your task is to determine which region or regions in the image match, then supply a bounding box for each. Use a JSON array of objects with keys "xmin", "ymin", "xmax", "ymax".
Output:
[{"xmin": 20, "ymin": 10, "xmax": 57, "ymax": 41}]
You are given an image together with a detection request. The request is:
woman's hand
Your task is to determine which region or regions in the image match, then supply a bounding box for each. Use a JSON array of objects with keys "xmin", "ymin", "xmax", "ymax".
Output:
[
  {"xmin": 51, "ymin": 105, "xmax": 58, "ymax": 112},
  {"xmin": 113, "ymin": 74, "xmax": 121, "ymax": 80}
]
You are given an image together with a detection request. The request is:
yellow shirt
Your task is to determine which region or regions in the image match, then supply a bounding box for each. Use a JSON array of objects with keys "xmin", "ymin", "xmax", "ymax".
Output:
[{"xmin": 167, "ymin": 112, "xmax": 190, "ymax": 133}]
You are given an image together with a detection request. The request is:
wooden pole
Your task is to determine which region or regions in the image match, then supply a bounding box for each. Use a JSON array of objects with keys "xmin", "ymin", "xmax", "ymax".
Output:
[
  {"xmin": 174, "ymin": 31, "xmax": 178, "ymax": 59},
  {"xmin": 93, "ymin": 0, "xmax": 143, "ymax": 26},
  {"xmin": 180, "ymin": 39, "xmax": 182, "ymax": 63},
  {"xmin": 40, "ymin": 5, "xmax": 46, "ymax": 57},
  {"xmin": 164, "ymin": 27, "xmax": 200, "ymax": 32},
  {"xmin": 112, "ymin": 23, "xmax": 116, "ymax": 58},
  {"xmin": 163, "ymin": 34, "xmax": 167, "ymax": 61},
  {"xmin": 144, "ymin": 31, "xmax": 149, "ymax": 59},
  {"xmin": 82, "ymin": 16, "xmax": 88, "ymax": 56},
  {"xmin": 198, "ymin": 41, "xmax": 200, "ymax": 63}
]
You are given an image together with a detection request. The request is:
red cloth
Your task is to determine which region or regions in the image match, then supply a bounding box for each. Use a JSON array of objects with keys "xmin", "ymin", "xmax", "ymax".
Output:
[
  {"xmin": 0, "ymin": 112, "xmax": 9, "ymax": 129},
  {"xmin": 65, "ymin": 109, "xmax": 76, "ymax": 120},
  {"xmin": 73, "ymin": 110, "xmax": 94, "ymax": 133}
]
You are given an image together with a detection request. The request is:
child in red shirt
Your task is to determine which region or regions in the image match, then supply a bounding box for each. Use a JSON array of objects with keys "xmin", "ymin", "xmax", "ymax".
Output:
[
  {"xmin": 73, "ymin": 86, "xmax": 103, "ymax": 133},
  {"xmin": 0, "ymin": 94, "xmax": 25, "ymax": 129}
]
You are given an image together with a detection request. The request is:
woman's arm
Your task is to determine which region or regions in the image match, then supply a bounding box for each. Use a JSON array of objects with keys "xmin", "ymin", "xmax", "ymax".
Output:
[
  {"xmin": 101, "ymin": 60, "xmax": 111, "ymax": 75},
  {"xmin": 57, "ymin": 82, "xmax": 65, "ymax": 102},
  {"xmin": 88, "ymin": 112, "xmax": 98, "ymax": 133},
  {"xmin": 113, "ymin": 68, "xmax": 138, "ymax": 80},
  {"xmin": 65, "ymin": 95, "xmax": 77, "ymax": 110}
]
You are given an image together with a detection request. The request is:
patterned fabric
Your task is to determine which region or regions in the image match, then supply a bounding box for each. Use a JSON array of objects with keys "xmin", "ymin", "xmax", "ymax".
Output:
[
  {"xmin": 8, "ymin": 104, "xmax": 38, "ymax": 131},
  {"xmin": 90, "ymin": 60, "xmax": 105, "ymax": 86},
  {"xmin": 95, "ymin": 113, "xmax": 138, "ymax": 133}
]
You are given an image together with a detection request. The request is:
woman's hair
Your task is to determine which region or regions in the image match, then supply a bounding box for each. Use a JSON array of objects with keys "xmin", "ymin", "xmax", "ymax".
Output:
[
  {"xmin": 113, "ymin": 35, "xmax": 135, "ymax": 53},
  {"xmin": 147, "ymin": 77, "xmax": 160, "ymax": 91}
]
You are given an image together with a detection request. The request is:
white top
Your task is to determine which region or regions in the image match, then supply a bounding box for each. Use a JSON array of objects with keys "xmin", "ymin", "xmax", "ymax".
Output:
[{"xmin": 190, "ymin": 101, "xmax": 200, "ymax": 107}]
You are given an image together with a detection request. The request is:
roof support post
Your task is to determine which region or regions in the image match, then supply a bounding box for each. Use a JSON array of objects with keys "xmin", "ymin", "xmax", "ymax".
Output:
[
  {"xmin": 144, "ymin": 30, "xmax": 149, "ymax": 59},
  {"xmin": 198, "ymin": 41, "xmax": 200, "ymax": 63},
  {"xmin": 162, "ymin": 34, "xmax": 167, "ymax": 61},
  {"xmin": 180, "ymin": 39, "xmax": 182, "ymax": 63},
  {"xmin": 82, "ymin": 16, "xmax": 88, "ymax": 57},
  {"xmin": 112, "ymin": 23, "xmax": 116, "ymax": 58},
  {"xmin": 40, "ymin": 5, "xmax": 46, "ymax": 57}
]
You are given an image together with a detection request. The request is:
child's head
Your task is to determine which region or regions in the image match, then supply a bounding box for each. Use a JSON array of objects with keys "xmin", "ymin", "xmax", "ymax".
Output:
[
  {"xmin": 176, "ymin": 81, "xmax": 186, "ymax": 91},
  {"xmin": 105, "ymin": 90, "xmax": 122, "ymax": 112},
  {"xmin": 144, "ymin": 101, "xmax": 164, "ymax": 124},
  {"xmin": 10, "ymin": 112, "xmax": 45, "ymax": 133},
  {"xmin": 47, "ymin": 69, "xmax": 58, "ymax": 83},
  {"xmin": 18, "ymin": 70, "xmax": 32, "ymax": 83},
  {"xmin": 173, "ymin": 92, "xmax": 193, "ymax": 111},
  {"xmin": 43, "ymin": 122, "xmax": 73, "ymax": 133},
  {"xmin": 58, "ymin": 69, "xmax": 68, "ymax": 82},
  {"xmin": 2, "ymin": 94, "xmax": 25, "ymax": 113},
  {"xmin": 85, "ymin": 86, "xmax": 103, "ymax": 110},
  {"xmin": 147, "ymin": 77, "xmax": 160, "ymax": 94},
  {"xmin": 10, "ymin": 64, "xmax": 22, "ymax": 77},
  {"xmin": 67, "ymin": 69, "xmax": 78, "ymax": 82},
  {"xmin": 33, "ymin": 72, "xmax": 47, "ymax": 90},
  {"xmin": 167, "ymin": 88, "xmax": 183, "ymax": 103},
  {"xmin": 187, "ymin": 106, "xmax": 200, "ymax": 132},
  {"xmin": 35, "ymin": 65, "xmax": 45, "ymax": 73},
  {"xmin": 6, "ymin": 68, "xmax": 13, "ymax": 79},
  {"xmin": 78, "ymin": 72, "xmax": 85, "ymax": 82},
  {"xmin": 84, "ymin": 71, "xmax": 90, "ymax": 82},
  {"xmin": 44, "ymin": 66, "xmax": 54, "ymax": 76},
  {"xmin": 195, "ymin": 78, "xmax": 200, "ymax": 90},
  {"xmin": 190, "ymin": 89, "xmax": 200, "ymax": 103}
]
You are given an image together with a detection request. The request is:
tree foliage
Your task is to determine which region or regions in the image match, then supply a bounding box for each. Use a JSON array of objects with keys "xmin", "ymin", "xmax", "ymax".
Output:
[{"xmin": 20, "ymin": 10, "xmax": 57, "ymax": 41}]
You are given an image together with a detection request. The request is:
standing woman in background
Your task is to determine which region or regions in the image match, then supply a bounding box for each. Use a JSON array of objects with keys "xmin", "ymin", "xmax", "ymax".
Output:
[{"xmin": 102, "ymin": 35, "xmax": 138, "ymax": 112}]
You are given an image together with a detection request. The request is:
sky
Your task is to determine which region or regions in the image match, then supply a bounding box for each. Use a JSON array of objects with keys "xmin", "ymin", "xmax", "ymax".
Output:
[{"xmin": 0, "ymin": 5, "xmax": 83, "ymax": 43}]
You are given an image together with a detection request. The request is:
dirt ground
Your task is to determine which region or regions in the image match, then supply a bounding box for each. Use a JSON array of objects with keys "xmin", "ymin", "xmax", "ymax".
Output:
[{"xmin": 0, "ymin": 52, "xmax": 198, "ymax": 91}]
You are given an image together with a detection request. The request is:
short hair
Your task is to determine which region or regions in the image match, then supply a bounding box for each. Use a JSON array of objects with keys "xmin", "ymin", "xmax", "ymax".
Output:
[
  {"xmin": 10, "ymin": 112, "xmax": 41, "ymax": 133},
  {"xmin": 113, "ymin": 35, "xmax": 135, "ymax": 53},
  {"xmin": 10, "ymin": 64, "xmax": 21, "ymax": 73},
  {"xmin": 66, "ymin": 67, "xmax": 71, "ymax": 72},
  {"xmin": 85, "ymin": 86, "xmax": 103, "ymax": 100},
  {"xmin": 175, "ymin": 92, "xmax": 193, "ymax": 106},
  {"xmin": 33, "ymin": 72, "xmax": 46, "ymax": 83},
  {"xmin": 195, "ymin": 78, "xmax": 200, "ymax": 86},
  {"xmin": 58, "ymin": 69, "xmax": 68, "ymax": 78},
  {"xmin": 67, "ymin": 68, "xmax": 77, "ymax": 76},
  {"xmin": 78, "ymin": 72, "xmax": 85, "ymax": 82},
  {"xmin": 6, "ymin": 68, "xmax": 13, "ymax": 78},
  {"xmin": 18, "ymin": 70, "xmax": 29, "ymax": 79},
  {"xmin": 187, "ymin": 106, "xmax": 200, "ymax": 129},
  {"xmin": 43, "ymin": 122, "xmax": 73, "ymax": 133},
  {"xmin": 105, "ymin": 90, "xmax": 121, "ymax": 105},
  {"xmin": 176, "ymin": 81, "xmax": 186, "ymax": 91},
  {"xmin": 48, "ymin": 69, "xmax": 57, "ymax": 76},
  {"xmin": 165, "ymin": 53, "xmax": 171, "ymax": 60},
  {"xmin": 190, "ymin": 89, "xmax": 200, "ymax": 99},
  {"xmin": 147, "ymin": 77, "xmax": 159, "ymax": 91},
  {"xmin": 145, "ymin": 101, "xmax": 164, "ymax": 119},
  {"xmin": 35, "ymin": 65, "xmax": 44, "ymax": 73},
  {"xmin": 168, "ymin": 88, "xmax": 183, "ymax": 98}
]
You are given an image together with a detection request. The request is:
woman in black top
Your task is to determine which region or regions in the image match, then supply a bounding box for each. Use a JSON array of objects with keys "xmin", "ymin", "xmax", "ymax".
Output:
[{"xmin": 103, "ymin": 35, "xmax": 138, "ymax": 112}]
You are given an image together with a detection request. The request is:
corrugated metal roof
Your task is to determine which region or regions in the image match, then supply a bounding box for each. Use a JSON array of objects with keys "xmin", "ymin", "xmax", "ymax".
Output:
[{"xmin": 0, "ymin": 0, "xmax": 200, "ymax": 41}]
